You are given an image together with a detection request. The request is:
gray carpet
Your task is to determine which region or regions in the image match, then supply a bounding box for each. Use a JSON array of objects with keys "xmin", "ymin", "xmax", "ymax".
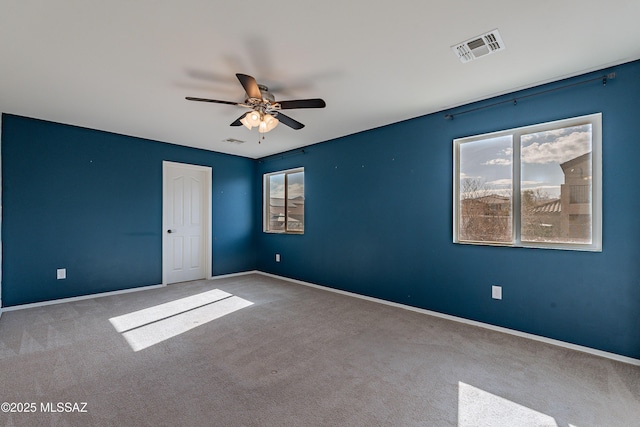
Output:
[{"xmin": 0, "ymin": 274, "xmax": 638, "ymax": 426}]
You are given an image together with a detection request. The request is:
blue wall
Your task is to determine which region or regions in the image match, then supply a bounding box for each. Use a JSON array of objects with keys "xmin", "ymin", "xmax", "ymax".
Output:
[
  {"xmin": 256, "ymin": 60, "xmax": 640, "ymax": 359},
  {"xmin": 1, "ymin": 115, "xmax": 256, "ymax": 306}
]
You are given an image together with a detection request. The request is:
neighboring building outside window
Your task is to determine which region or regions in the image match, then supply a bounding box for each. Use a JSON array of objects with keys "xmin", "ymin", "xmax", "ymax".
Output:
[
  {"xmin": 453, "ymin": 113, "xmax": 601, "ymax": 251},
  {"xmin": 264, "ymin": 168, "xmax": 304, "ymax": 233}
]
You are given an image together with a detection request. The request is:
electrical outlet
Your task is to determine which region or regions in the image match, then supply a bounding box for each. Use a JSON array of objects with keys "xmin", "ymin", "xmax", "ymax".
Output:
[
  {"xmin": 275, "ymin": 254, "xmax": 281, "ymax": 262},
  {"xmin": 57, "ymin": 268, "xmax": 67, "ymax": 280},
  {"xmin": 492, "ymin": 285, "xmax": 502, "ymax": 300}
]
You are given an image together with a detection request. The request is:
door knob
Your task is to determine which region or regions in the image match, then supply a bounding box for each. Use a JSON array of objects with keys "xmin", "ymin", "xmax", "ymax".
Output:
[{"xmin": 167, "ymin": 229, "xmax": 174, "ymax": 233}]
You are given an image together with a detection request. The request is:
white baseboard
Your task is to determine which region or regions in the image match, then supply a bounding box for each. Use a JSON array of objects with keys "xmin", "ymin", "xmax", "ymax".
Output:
[
  {"xmin": 256, "ymin": 272, "xmax": 640, "ymax": 367},
  {"xmin": 209, "ymin": 270, "xmax": 259, "ymax": 281},
  {"xmin": 2, "ymin": 283, "xmax": 166, "ymax": 312},
  {"xmin": 2, "ymin": 270, "xmax": 259, "ymax": 312}
]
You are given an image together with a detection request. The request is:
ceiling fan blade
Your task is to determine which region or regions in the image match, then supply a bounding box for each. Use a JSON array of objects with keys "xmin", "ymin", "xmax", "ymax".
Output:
[
  {"xmin": 230, "ymin": 114, "xmax": 246, "ymax": 127},
  {"xmin": 278, "ymin": 99, "xmax": 326, "ymax": 110},
  {"xmin": 276, "ymin": 113, "xmax": 305, "ymax": 130},
  {"xmin": 236, "ymin": 73, "xmax": 262, "ymax": 99},
  {"xmin": 185, "ymin": 96, "xmax": 238, "ymax": 106}
]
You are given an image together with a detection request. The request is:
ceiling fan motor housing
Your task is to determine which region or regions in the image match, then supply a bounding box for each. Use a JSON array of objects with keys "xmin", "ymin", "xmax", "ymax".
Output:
[{"xmin": 250, "ymin": 85, "xmax": 275, "ymax": 103}]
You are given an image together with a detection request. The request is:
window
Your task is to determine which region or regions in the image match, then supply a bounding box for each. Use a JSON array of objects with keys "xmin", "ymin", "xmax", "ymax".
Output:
[
  {"xmin": 264, "ymin": 168, "xmax": 304, "ymax": 233},
  {"xmin": 453, "ymin": 113, "xmax": 601, "ymax": 251}
]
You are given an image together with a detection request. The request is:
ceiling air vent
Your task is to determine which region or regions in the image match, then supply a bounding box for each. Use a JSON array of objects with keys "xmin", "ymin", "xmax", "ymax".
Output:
[
  {"xmin": 222, "ymin": 138, "xmax": 245, "ymax": 144},
  {"xmin": 452, "ymin": 29, "xmax": 505, "ymax": 63}
]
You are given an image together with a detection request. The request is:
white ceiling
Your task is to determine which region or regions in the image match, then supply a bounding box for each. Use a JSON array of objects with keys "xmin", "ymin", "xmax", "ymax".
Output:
[{"xmin": 2, "ymin": 1, "xmax": 639, "ymax": 159}]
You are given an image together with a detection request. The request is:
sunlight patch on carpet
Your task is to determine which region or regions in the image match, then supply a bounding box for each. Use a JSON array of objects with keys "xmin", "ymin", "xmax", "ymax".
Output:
[
  {"xmin": 109, "ymin": 289, "xmax": 253, "ymax": 351},
  {"xmin": 458, "ymin": 381, "xmax": 576, "ymax": 427}
]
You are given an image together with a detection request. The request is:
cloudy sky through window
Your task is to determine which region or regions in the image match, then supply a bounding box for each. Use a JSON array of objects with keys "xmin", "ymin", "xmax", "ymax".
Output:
[
  {"xmin": 269, "ymin": 171, "xmax": 304, "ymax": 199},
  {"xmin": 460, "ymin": 124, "xmax": 591, "ymax": 199}
]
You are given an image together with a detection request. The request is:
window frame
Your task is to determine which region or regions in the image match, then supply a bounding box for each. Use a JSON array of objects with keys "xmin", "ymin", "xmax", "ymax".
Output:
[
  {"xmin": 453, "ymin": 113, "xmax": 602, "ymax": 252},
  {"xmin": 263, "ymin": 167, "xmax": 305, "ymax": 234}
]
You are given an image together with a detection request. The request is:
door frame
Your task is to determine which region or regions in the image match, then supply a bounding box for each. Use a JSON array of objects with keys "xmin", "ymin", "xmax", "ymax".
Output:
[{"xmin": 162, "ymin": 161, "xmax": 212, "ymax": 285}]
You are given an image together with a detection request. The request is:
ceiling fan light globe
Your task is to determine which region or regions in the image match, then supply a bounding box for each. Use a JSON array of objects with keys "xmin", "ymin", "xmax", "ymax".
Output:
[
  {"xmin": 241, "ymin": 111, "xmax": 262, "ymax": 129},
  {"xmin": 239, "ymin": 114, "xmax": 253, "ymax": 130},
  {"xmin": 264, "ymin": 115, "xmax": 279, "ymax": 132},
  {"xmin": 246, "ymin": 111, "xmax": 261, "ymax": 126}
]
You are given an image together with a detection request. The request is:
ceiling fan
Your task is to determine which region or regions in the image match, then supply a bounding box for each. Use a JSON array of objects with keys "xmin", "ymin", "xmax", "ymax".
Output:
[{"xmin": 186, "ymin": 73, "xmax": 326, "ymax": 135}]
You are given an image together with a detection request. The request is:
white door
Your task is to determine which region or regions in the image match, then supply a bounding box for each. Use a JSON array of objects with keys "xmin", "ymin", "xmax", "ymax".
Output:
[{"xmin": 163, "ymin": 162, "xmax": 212, "ymax": 284}]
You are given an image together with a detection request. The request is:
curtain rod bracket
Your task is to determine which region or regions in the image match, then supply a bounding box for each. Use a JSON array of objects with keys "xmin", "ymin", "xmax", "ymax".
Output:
[{"xmin": 603, "ymin": 72, "xmax": 616, "ymax": 86}]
